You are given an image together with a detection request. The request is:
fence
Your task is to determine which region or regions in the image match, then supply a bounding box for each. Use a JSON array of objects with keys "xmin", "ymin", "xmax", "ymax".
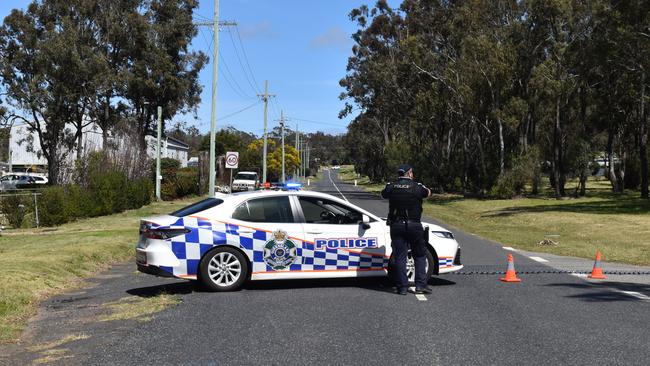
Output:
[{"xmin": 0, "ymin": 190, "xmax": 41, "ymax": 230}]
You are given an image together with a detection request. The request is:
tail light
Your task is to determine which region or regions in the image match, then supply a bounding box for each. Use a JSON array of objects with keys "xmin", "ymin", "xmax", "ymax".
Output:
[{"xmin": 140, "ymin": 223, "xmax": 190, "ymax": 240}]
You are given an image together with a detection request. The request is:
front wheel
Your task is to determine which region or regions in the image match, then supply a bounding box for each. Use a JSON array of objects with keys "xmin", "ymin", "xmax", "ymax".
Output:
[
  {"xmin": 388, "ymin": 250, "xmax": 435, "ymax": 284},
  {"xmin": 199, "ymin": 247, "xmax": 249, "ymax": 291}
]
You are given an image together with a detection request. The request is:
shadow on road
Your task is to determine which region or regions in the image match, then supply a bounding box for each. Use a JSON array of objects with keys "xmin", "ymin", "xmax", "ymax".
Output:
[
  {"xmin": 125, "ymin": 276, "xmax": 457, "ymax": 296},
  {"xmin": 545, "ymin": 281, "xmax": 650, "ymax": 302},
  {"xmin": 126, "ymin": 280, "xmax": 203, "ymax": 297}
]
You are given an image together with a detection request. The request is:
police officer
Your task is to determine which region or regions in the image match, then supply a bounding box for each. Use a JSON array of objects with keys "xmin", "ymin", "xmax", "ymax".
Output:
[{"xmin": 381, "ymin": 164, "xmax": 432, "ymax": 295}]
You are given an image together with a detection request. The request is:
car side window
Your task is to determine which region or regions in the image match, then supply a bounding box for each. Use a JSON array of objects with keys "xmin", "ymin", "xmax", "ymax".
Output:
[
  {"xmin": 232, "ymin": 196, "xmax": 295, "ymax": 223},
  {"xmin": 298, "ymin": 197, "xmax": 364, "ymax": 225}
]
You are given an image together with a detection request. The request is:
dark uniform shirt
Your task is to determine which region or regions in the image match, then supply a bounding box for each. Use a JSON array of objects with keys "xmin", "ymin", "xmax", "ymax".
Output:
[{"xmin": 380, "ymin": 177, "xmax": 429, "ymax": 222}]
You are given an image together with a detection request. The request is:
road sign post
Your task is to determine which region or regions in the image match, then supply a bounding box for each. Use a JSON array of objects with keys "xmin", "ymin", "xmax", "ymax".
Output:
[{"xmin": 225, "ymin": 151, "xmax": 239, "ymax": 192}]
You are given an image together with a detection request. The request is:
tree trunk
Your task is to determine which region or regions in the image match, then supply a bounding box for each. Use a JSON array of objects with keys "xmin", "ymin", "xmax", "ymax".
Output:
[
  {"xmin": 553, "ymin": 95, "xmax": 563, "ymax": 198},
  {"xmin": 498, "ymin": 117, "xmax": 505, "ymax": 177},
  {"xmin": 640, "ymin": 69, "xmax": 648, "ymax": 199},
  {"xmin": 618, "ymin": 147, "xmax": 626, "ymax": 192},
  {"xmin": 76, "ymin": 129, "xmax": 83, "ymax": 161},
  {"xmin": 579, "ymin": 170, "xmax": 587, "ymax": 196},
  {"xmin": 606, "ymin": 128, "xmax": 619, "ymax": 193}
]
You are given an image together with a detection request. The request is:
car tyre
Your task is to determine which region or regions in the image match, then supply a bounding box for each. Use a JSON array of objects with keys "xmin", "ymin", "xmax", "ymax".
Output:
[
  {"xmin": 199, "ymin": 246, "xmax": 249, "ymax": 292},
  {"xmin": 388, "ymin": 249, "xmax": 435, "ymax": 285}
]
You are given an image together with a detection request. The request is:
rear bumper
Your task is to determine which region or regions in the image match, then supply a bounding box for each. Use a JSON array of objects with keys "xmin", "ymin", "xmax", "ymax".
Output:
[{"xmin": 137, "ymin": 263, "xmax": 175, "ymax": 278}]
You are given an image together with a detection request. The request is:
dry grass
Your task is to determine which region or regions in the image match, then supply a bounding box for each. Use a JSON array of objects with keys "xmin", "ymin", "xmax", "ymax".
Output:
[
  {"xmin": 0, "ymin": 197, "xmax": 198, "ymax": 343},
  {"xmin": 27, "ymin": 333, "xmax": 89, "ymax": 365},
  {"xmin": 100, "ymin": 293, "xmax": 180, "ymax": 322}
]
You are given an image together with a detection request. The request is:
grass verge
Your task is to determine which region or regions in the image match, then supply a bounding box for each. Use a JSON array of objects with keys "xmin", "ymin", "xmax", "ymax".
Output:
[
  {"xmin": 337, "ymin": 165, "xmax": 384, "ymax": 193},
  {"xmin": 424, "ymin": 184, "xmax": 650, "ymax": 265},
  {"xmin": 0, "ymin": 197, "xmax": 198, "ymax": 343},
  {"xmin": 345, "ymin": 167, "xmax": 650, "ymax": 266}
]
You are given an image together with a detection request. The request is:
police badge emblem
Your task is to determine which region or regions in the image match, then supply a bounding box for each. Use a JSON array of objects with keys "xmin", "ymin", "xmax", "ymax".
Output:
[{"xmin": 263, "ymin": 229, "xmax": 298, "ymax": 270}]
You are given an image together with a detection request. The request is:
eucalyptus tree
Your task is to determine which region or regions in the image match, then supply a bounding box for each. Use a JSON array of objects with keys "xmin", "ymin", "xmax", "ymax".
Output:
[{"xmin": 121, "ymin": 0, "xmax": 207, "ymax": 150}]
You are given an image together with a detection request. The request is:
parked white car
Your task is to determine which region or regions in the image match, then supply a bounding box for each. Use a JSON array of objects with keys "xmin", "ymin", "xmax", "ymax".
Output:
[
  {"xmin": 136, "ymin": 190, "xmax": 463, "ymax": 291},
  {"xmin": 0, "ymin": 173, "xmax": 48, "ymax": 190},
  {"xmin": 231, "ymin": 171, "xmax": 260, "ymax": 192}
]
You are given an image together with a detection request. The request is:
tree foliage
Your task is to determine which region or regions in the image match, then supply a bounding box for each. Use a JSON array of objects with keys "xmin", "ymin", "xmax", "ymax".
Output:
[
  {"xmin": 340, "ymin": 0, "xmax": 650, "ymax": 198},
  {"xmin": 0, "ymin": 0, "xmax": 206, "ymax": 184}
]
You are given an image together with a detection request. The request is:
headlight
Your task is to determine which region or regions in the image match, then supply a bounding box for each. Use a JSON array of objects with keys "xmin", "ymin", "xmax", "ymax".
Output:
[{"xmin": 432, "ymin": 231, "xmax": 454, "ymax": 239}]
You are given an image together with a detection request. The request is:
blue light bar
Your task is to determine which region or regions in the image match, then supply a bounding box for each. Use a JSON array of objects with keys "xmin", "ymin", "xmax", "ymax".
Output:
[{"xmin": 285, "ymin": 182, "xmax": 302, "ymax": 190}]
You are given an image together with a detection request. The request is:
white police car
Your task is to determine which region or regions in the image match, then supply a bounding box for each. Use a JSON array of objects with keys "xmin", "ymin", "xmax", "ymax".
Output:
[{"xmin": 136, "ymin": 190, "xmax": 463, "ymax": 291}]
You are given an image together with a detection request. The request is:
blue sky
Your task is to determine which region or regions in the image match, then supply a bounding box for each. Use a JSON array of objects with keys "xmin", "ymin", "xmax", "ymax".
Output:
[{"xmin": 0, "ymin": 0, "xmax": 401, "ymax": 136}]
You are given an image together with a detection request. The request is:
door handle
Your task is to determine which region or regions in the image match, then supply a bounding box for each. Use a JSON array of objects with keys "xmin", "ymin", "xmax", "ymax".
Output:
[
  {"xmin": 306, "ymin": 231, "xmax": 323, "ymax": 235},
  {"xmin": 239, "ymin": 229, "xmax": 255, "ymax": 234}
]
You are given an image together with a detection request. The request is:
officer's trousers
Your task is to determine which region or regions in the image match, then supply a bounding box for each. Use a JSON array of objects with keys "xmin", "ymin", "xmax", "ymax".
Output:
[{"xmin": 389, "ymin": 221, "xmax": 428, "ymax": 290}]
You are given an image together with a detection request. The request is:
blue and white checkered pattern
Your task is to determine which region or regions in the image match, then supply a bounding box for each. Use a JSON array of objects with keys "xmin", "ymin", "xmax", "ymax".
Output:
[
  {"xmin": 438, "ymin": 257, "xmax": 454, "ymax": 268},
  {"xmin": 154, "ymin": 217, "xmax": 389, "ymax": 278}
]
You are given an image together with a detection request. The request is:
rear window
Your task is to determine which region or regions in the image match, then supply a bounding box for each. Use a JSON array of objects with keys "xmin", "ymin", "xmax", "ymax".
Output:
[{"xmin": 171, "ymin": 198, "xmax": 224, "ymax": 217}]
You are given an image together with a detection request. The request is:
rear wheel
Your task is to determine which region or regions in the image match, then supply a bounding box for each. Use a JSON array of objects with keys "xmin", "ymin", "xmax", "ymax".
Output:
[{"xmin": 200, "ymin": 247, "xmax": 249, "ymax": 291}]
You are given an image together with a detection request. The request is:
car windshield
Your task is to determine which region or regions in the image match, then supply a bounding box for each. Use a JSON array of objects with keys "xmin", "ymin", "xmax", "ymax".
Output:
[
  {"xmin": 235, "ymin": 173, "xmax": 257, "ymax": 180},
  {"xmin": 170, "ymin": 198, "xmax": 224, "ymax": 217}
]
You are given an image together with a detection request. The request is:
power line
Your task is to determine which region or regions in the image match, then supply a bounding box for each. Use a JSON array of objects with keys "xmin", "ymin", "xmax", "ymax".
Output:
[
  {"xmin": 219, "ymin": 51, "xmax": 256, "ymax": 99},
  {"xmin": 217, "ymin": 100, "xmax": 261, "ymax": 122},
  {"xmin": 227, "ymin": 28, "xmax": 260, "ymax": 95},
  {"xmin": 286, "ymin": 116, "xmax": 349, "ymax": 128},
  {"xmin": 234, "ymin": 25, "xmax": 262, "ymax": 94}
]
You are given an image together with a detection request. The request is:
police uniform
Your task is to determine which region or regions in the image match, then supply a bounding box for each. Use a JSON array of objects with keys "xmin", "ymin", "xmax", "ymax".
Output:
[{"xmin": 381, "ymin": 164, "xmax": 431, "ymax": 294}]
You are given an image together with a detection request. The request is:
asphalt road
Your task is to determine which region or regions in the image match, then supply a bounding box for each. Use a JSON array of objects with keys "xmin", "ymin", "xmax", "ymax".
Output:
[{"xmin": 4, "ymin": 171, "xmax": 649, "ymax": 366}]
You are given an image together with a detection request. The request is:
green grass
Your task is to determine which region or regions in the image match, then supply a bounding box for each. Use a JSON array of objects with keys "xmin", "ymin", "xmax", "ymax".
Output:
[
  {"xmin": 337, "ymin": 165, "xmax": 384, "ymax": 193},
  {"xmin": 0, "ymin": 197, "xmax": 198, "ymax": 343},
  {"xmin": 424, "ymin": 180, "xmax": 650, "ymax": 266},
  {"xmin": 345, "ymin": 167, "xmax": 650, "ymax": 266}
]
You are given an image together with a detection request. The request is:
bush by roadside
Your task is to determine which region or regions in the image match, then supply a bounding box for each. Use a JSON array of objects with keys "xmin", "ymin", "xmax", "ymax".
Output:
[{"xmin": 38, "ymin": 178, "xmax": 152, "ymax": 227}]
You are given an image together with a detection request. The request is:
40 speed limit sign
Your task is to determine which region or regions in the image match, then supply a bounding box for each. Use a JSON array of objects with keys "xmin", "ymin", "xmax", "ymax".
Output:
[{"xmin": 225, "ymin": 151, "xmax": 239, "ymax": 169}]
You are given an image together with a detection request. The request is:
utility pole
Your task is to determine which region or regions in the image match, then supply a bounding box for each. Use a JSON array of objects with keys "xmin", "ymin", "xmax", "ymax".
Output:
[
  {"xmin": 294, "ymin": 124, "xmax": 299, "ymax": 179},
  {"xmin": 7, "ymin": 126, "xmax": 12, "ymax": 173},
  {"xmin": 258, "ymin": 80, "xmax": 275, "ymax": 183},
  {"xmin": 156, "ymin": 106, "xmax": 162, "ymax": 201},
  {"xmin": 279, "ymin": 110, "xmax": 285, "ymax": 183},
  {"xmin": 194, "ymin": 0, "xmax": 236, "ymax": 196}
]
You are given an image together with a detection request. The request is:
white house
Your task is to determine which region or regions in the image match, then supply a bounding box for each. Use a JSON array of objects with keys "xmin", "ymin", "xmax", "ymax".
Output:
[{"xmin": 2, "ymin": 123, "xmax": 189, "ymax": 174}]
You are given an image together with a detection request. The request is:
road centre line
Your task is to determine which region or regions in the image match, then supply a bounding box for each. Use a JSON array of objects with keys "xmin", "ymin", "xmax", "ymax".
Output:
[
  {"xmin": 529, "ymin": 256, "xmax": 549, "ymax": 263},
  {"xmin": 502, "ymin": 247, "xmax": 516, "ymax": 251},
  {"xmin": 415, "ymin": 294, "xmax": 427, "ymax": 301},
  {"xmin": 570, "ymin": 273, "xmax": 588, "ymax": 278},
  {"xmin": 328, "ymin": 169, "xmax": 349, "ymax": 202}
]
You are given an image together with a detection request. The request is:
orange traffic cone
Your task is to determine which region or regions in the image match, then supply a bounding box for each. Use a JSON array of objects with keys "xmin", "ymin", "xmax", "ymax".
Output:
[
  {"xmin": 500, "ymin": 254, "xmax": 522, "ymax": 282},
  {"xmin": 588, "ymin": 251, "xmax": 607, "ymax": 279}
]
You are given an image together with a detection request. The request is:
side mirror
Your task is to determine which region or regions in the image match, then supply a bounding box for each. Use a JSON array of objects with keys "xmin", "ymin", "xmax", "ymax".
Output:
[{"xmin": 361, "ymin": 214, "xmax": 371, "ymax": 230}]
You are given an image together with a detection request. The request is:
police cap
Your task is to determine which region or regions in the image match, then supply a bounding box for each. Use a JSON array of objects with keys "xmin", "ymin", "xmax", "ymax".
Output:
[{"xmin": 397, "ymin": 164, "xmax": 412, "ymax": 175}]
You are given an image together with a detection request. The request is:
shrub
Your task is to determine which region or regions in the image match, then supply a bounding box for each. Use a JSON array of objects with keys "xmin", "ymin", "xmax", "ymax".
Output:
[
  {"xmin": 175, "ymin": 168, "xmax": 199, "ymax": 198},
  {"xmin": 89, "ymin": 170, "xmax": 129, "ymax": 216},
  {"xmin": 65, "ymin": 185, "xmax": 93, "ymax": 219},
  {"xmin": 127, "ymin": 178, "xmax": 153, "ymax": 209},
  {"xmin": 160, "ymin": 167, "xmax": 198, "ymax": 200},
  {"xmin": 39, "ymin": 187, "xmax": 70, "ymax": 226},
  {"xmin": 0, "ymin": 195, "xmax": 29, "ymax": 228}
]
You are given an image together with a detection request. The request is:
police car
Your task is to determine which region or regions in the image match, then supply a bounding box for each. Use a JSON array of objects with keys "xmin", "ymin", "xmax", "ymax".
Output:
[{"xmin": 136, "ymin": 190, "xmax": 463, "ymax": 291}]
